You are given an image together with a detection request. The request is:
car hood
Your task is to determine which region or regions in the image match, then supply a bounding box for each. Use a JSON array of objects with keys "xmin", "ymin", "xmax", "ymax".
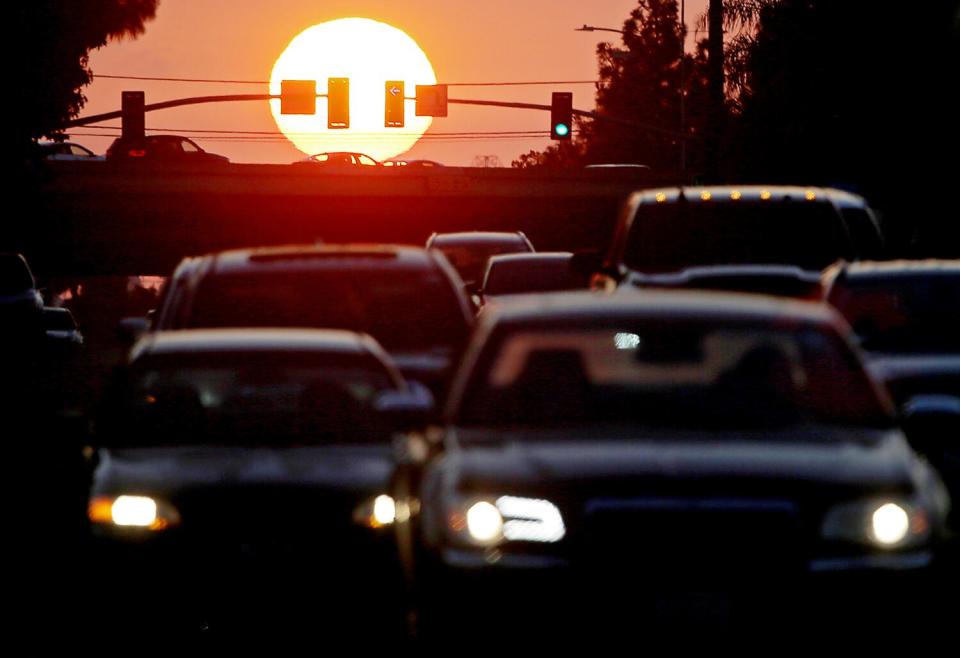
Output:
[
  {"xmin": 443, "ymin": 426, "xmax": 917, "ymax": 497},
  {"xmin": 93, "ymin": 444, "xmax": 393, "ymax": 498}
]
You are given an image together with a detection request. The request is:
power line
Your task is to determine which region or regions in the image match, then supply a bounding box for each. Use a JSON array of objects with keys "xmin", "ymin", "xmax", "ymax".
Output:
[{"xmin": 93, "ymin": 73, "xmax": 601, "ymax": 87}]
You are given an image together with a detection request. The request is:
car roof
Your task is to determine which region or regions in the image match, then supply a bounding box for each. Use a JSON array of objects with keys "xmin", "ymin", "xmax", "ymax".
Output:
[
  {"xmin": 487, "ymin": 252, "xmax": 572, "ymax": 267},
  {"xmin": 479, "ymin": 289, "xmax": 839, "ymax": 330},
  {"xmin": 428, "ymin": 231, "xmax": 530, "ymax": 247},
  {"xmin": 187, "ymin": 243, "xmax": 443, "ymax": 276},
  {"xmin": 630, "ymin": 185, "xmax": 868, "ymax": 208},
  {"xmin": 130, "ymin": 328, "xmax": 376, "ymax": 361}
]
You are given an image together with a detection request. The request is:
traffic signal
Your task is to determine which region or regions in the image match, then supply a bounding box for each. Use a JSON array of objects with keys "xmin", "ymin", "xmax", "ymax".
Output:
[
  {"xmin": 280, "ymin": 80, "xmax": 316, "ymax": 115},
  {"xmin": 550, "ymin": 92, "xmax": 573, "ymax": 140},
  {"xmin": 122, "ymin": 91, "xmax": 145, "ymax": 139},
  {"xmin": 327, "ymin": 77, "xmax": 350, "ymax": 129},
  {"xmin": 385, "ymin": 81, "xmax": 405, "ymax": 128},
  {"xmin": 415, "ymin": 84, "xmax": 448, "ymax": 117}
]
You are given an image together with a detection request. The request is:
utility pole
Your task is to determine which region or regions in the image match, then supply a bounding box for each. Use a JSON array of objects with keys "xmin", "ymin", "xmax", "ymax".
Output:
[{"xmin": 707, "ymin": 0, "xmax": 724, "ymax": 182}]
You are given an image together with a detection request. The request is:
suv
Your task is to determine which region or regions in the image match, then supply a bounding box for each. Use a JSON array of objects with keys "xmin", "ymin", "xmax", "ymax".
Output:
[
  {"xmin": 106, "ymin": 135, "xmax": 229, "ymax": 164},
  {"xmin": 594, "ymin": 186, "xmax": 884, "ymax": 290},
  {"xmin": 149, "ymin": 244, "xmax": 473, "ymax": 396}
]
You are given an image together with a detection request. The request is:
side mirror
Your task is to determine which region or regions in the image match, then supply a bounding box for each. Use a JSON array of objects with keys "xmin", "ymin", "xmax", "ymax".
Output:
[
  {"xmin": 375, "ymin": 381, "xmax": 436, "ymax": 431},
  {"xmin": 116, "ymin": 316, "xmax": 149, "ymax": 345}
]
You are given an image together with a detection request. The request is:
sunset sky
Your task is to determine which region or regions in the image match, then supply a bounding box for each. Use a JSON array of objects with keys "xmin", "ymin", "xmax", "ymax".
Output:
[{"xmin": 78, "ymin": 1, "xmax": 707, "ymax": 166}]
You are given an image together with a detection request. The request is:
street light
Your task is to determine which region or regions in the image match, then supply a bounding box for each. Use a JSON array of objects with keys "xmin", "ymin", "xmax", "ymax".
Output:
[{"xmin": 574, "ymin": 24, "xmax": 627, "ymax": 35}]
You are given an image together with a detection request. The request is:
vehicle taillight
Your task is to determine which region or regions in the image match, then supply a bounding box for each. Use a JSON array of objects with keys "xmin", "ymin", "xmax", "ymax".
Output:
[{"xmin": 128, "ymin": 149, "xmax": 147, "ymax": 158}]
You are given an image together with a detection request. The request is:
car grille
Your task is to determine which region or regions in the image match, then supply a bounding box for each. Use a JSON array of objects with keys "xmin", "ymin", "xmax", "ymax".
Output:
[{"xmin": 578, "ymin": 497, "xmax": 805, "ymax": 580}]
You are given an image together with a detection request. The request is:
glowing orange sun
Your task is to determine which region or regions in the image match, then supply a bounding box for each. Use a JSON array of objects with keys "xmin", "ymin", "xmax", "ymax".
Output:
[{"xmin": 269, "ymin": 18, "xmax": 437, "ymax": 161}]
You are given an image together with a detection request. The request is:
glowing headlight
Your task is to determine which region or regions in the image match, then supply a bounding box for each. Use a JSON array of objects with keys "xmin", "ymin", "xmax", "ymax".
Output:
[
  {"xmin": 821, "ymin": 498, "xmax": 928, "ymax": 549},
  {"xmin": 354, "ymin": 494, "xmax": 407, "ymax": 529},
  {"xmin": 453, "ymin": 496, "xmax": 565, "ymax": 546},
  {"xmin": 466, "ymin": 501, "xmax": 504, "ymax": 544},
  {"xmin": 870, "ymin": 503, "xmax": 910, "ymax": 546},
  {"xmin": 88, "ymin": 495, "xmax": 179, "ymax": 531},
  {"xmin": 373, "ymin": 495, "xmax": 397, "ymax": 526}
]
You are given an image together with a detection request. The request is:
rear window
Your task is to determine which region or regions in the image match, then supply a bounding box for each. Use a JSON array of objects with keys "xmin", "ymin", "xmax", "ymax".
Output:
[
  {"xmin": 457, "ymin": 321, "xmax": 892, "ymax": 431},
  {"xmin": 100, "ymin": 350, "xmax": 396, "ymax": 446},
  {"xmin": 185, "ymin": 267, "xmax": 469, "ymax": 351},
  {"xmin": 484, "ymin": 257, "xmax": 585, "ymax": 296},
  {"xmin": 623, "ymin": 202, "xmax": 855, "ymax": 273}
]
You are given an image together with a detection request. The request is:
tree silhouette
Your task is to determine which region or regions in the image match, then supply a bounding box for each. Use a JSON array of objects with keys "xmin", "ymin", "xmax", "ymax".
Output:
[
  {"xmin": 731, "ymin": 0, "xmax": 960, "ymax": 253},
  {"xmin": 14, "ymin": 1, "xmax": 159, "ymax": 157}
]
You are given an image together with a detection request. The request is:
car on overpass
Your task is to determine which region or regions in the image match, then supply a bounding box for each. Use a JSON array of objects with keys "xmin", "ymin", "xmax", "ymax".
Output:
[
  {"xmin": 105, "ymin": 134, "xmax": 229, "ymax": 165},
  {"xmin": 37, "ymin": 140, "xmax": 104, "ymax": 161},
  {"xmin": 294, "ymin": 151, "xmax": 381, "ymax": 167},
  {"xmin": 390, "ymin": 289, "xmax": 950, "ymax": 642}
]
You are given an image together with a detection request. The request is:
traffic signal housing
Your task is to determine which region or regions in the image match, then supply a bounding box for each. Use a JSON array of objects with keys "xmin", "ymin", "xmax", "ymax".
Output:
[
  {"xmin": 122, "ymin": 91, "xmax": 145, "ymax": 139},
  {"xmin": 327, "ymin": 77, "xmax": 350, "ymax": 129},
  {"xmin": 385, "ymin": 81, "xmax": 405, "ymax": 128},
  {"xmin": 551, "ymin": 92, "xmax": 573, "ymax": 140},
  {"xmin": 280, "ymin": 80, "xmax": 316, "ymax": 115}
]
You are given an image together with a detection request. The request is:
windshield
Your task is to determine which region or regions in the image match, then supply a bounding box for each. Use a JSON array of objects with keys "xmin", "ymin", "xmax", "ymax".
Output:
[
  {"xmin": 623, "ymin": 202, "xmax": 855, "ymax": 272},
  {"xmin": 829, "ymin": 272, "xmax": 960, "ymax": 353},
  {"xmin": 99, "ymin": 351, "xmax": 396, "ymax": 447},
  {"xmin": 457, "ymin": 322, "xmax": 892, "ymax": 431},
  {"xmin": 185, "ymin": 268, "xmax": 469, "ymax": 351}
]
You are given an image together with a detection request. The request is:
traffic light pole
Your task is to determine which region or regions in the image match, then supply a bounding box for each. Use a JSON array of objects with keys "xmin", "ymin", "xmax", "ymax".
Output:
[
  {"xmin": 442, "ymin": 98, "xmax": 684, "ymax": 137},
  {"xmin": 62, "ymin": 94, "xmax": 295, "ymax": 128},
  {"xmin": 62, "ymin": 92, "xmax": 682, "ymax": 139}
]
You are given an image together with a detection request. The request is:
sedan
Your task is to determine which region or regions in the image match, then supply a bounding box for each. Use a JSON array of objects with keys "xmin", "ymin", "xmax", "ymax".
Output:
[
  {"xmin": 391, "ymin": 290, "xmax": 950, "ymax": 643},
  {"xmin": 88, "ymin": 328, "xmax": 430, "ymax": 640}
]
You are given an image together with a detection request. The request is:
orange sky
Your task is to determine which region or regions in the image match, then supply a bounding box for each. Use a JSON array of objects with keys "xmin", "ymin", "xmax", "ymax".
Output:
[{"xmin": 79, "ymin": 1, "xmax": 707, "ymax": 166}]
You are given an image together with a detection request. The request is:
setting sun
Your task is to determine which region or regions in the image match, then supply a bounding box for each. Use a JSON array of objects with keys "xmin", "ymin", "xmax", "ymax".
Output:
[{"xmin": 269, "ymin": 18, "xmax": 437, "ymax": 162}]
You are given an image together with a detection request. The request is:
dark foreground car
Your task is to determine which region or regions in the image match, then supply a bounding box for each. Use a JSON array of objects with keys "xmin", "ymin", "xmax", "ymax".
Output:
[
  {"xmin": 89, "ymin": 329, "xmax": 429, "ymax": 641},
  {"xmin": 822, "ymin": 260, "xmax": 960, "ymax": 517},
  {"xmin": 392, "ymin": 290, "xmax": 950, "ymax": 644},
  {"xmin": 592, "ymin": 186, "xmax": 884, "ymax": 290},
  {"xmin": 426, "ymin": 231, "xmax": 535, "ymax": 293},
  {"xmin": 147, "ymin": 244, "xmax": 473, "ymax": 398},
  {"xmin": 479, "ymin": 252, "xmax": 588, "ymax": 306}
]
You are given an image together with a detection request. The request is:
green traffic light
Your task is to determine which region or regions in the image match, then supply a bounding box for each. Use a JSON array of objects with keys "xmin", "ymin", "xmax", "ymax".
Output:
[{"xmin": 554, "ymin": 123, "xmax": 570, "ymax": 137}]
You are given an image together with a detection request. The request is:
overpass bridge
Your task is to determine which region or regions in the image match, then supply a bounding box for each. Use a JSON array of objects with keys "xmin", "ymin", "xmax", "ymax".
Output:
[{"xmin": 10, "ymin": 161, "xmax": 677, "ymax": 276}]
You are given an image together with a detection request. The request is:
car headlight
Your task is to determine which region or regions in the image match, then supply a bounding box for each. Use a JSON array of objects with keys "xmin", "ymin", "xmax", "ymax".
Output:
[
  {"xmin": 88, "ymin": 495, "xmax": 180, "ymax": 531},
  {"xmin": 449, "ymin": 496, "xmax": 565, "ymax": 547},
  {"xmin": 354, "ymin": 494, "xmax": 410, "ymax": 529},
  {"xmin": 821, "ymin": 498, "xmax": 929, "ymax": 549}
]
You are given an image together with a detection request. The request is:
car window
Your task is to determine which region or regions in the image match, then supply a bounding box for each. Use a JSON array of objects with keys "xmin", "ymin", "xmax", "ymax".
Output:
[
  {"xmin": 100, "ymin": 351, "xmax": 396, "ymax": 446},
  {"xmin": 458, "ymin": 323, "xmax": 892, "ymax": 430},
  {"xmin": 358, "ymin": 154, "xmax": 379, "ymax": 166},
  {"xmin": 623, "ymin": 202, "xmax": 856, "ymax": 272},
  {"xmin": 180, "ymin": 139, "xmax": 200, "ymax": 153},
  {"xmin": 484, "ymin": 257, "xmax": 584, "ymax": 295},
  {"xmin": 185, "ymin": 268, "xmax": 469, "ymax": 351}
]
